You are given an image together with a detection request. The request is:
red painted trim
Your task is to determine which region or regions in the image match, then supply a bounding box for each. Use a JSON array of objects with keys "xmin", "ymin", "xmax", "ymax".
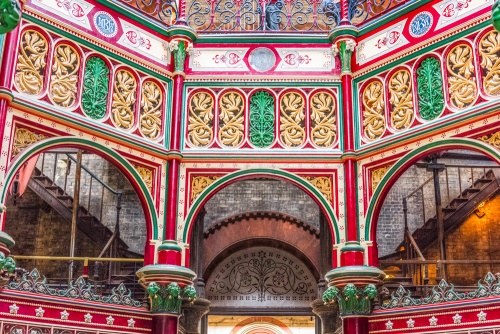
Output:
[
  {"xmin": 345, "ymin": 159, "xmax": 358, "ymax": 241},
  {"xmin": 166, "ymin": 159, "xmax": 180, "ymax": 242},
  {"xmin": 340, "ymin": 250, "xmax": 364, "ymax": 266},
  {"xmin": 171, "ymin": 75, "xmax": 184, "ymax": 152},
  {"xmin": 344, "ymin": 316, "xmax": 368, "ymax": 334},
  {"xmin": 342, "ymin": 74, "xmax": 354, "ymax": 153},
  {"xmin": 153, "ymin": 314, "xmax": 178, "ymax": 334},
  {"xmin": 367, "ymin": 241, "xmax": 378, "ymax": 267}
]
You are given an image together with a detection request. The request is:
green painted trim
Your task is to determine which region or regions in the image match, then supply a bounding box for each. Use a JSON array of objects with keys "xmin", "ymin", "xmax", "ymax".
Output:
[
  {"xmin": 365, "ymin": 138, "xmax": 500, "ymax": 241},
  {"xmin": 24, "ymin": 14, "xmax": 173, "ymax": 82},
  {"xmin": 355, "ymin": 20, "xmax": 489, "ymax": 81},
  {"xmin": 324, "ymin": 265, "xmax": 384, "ymax": 281},
  {"xmin": 165, "ymin": 26, "xmax": 198, "ymax": 40},
  {"xmin": 13, "ymin": 98, "xmax": 169, "ymax": 157},
  {"xmin": 158, "ymin": 240, "xmax": 183, "ymax": 252},
  {"xmin": 0, "ymin": 34, "xmax": 4, "ymax": 69},
  {"xmin": 356, "ymin": 0, "xmax": 433, "ymax": 36},
  {"xmin": 328, "ymin": 26, "xmax": 359, "ymax": 42},
  {"xmin": 182, "ymin": 169, "xmax": 340, "ymax": 243},
  {"xmin": 136, "ymin": 264, "xmax": 197, "ymax": 280},
  {"xmin": 352, "ymin": 80, "xmax": 361, "ymax": 150},
  {"xmin": 341, "ymin": 243, "xmax": 364, "ymax": 252},
  {"xmin": 0, "ymin": 232, "xmax": 15, "ymax": 248},
  {"xmin": 164, "ymin": 82, "xmax": 174, "ymax": 149},
  {"xmin": 1, "ymin": 137, "xmax": 159, "ymax": 239},
  {"xmin": 196, "ymin": 34, "xmax": 331, "ymax": 44},
  {"xmin": 184, "ymin": 82, "xmax": 341, "ymax": 88}
]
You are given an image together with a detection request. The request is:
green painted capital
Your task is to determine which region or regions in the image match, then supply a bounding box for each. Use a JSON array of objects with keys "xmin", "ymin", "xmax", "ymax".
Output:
[
  {"xmin": 0, "ymin": 0, "xmax": 21, "ymax": 34},
  {"xmin": 158, "ymin": 240, "xmax": 183, "ymax": 252},
  {"xmin": 336, "ymin": 40, "xmax": 356, "ymax": 74},
  {"xmin": 322, "ymin": 283, "xmax": 377, "ymax": 315},
  {"xmin": 0, "ymin": 252, "xmax": 15, "ymax": 274},
  {"xmin": 493, "ymin": 0, "xmax": 500, "ymax": 32},
  {"xmin": 146, "ymin": 282, "xmax": 197, "ymax": 313},
  {"xmin": 0, "ymin": 231, "xmax": 14, "ymax": 248},
  {"xmin": 170, "ymin": 40, "xmax": 192, "ymax": 74}
]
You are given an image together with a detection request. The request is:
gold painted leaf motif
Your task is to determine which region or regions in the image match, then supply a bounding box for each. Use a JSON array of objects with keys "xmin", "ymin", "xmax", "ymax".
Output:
[
  {"xmin": 479, "ymin": 31, "xmax": 500, "ymax": 96},
  {"xmin": 50, "ymin": 44, "xmax": 80, "ymax": 107},
  {"xmin": 310, "ymin": 92, "xmax": 336, "ymax": 147},
  {"xmin": 15, "ymin": 30, "xmax": 48, "ymax": 95},
  {"xmin": 219, "ymin": 92, "xmax": 244, "ymax": 147},
  {"xmin": 479, "ymin": 131, "xmax": 500, "ymax": 149},
  {"xmin": 191, "ymin": 175, "xmax": 220, "ymax": 202},
  {"xmin": 135, "ymin": 165, "xmax": 153, "ymax": 191},
  {"xmin": 303, "ymin": 176, "xmax": 332, "ymax": 203},
  {"xmin": 280, "ymin": 92, "xmax": 305, "ymax": 147},
  {"xmin": 362, "ymin": 81, "xmax": 385, "ymax": 140},
  {"xmin": 389, "ymin": 70, "xmax": 414, "ymax": 130},
  {"xmin": 112, "ymin": 70, "xmax": 137, "ymax": 129},
  {"xmin": 447, "ymin": 44, "xmax": 477, "ymax": 109},
  {"xmin": 371, "ymin": 166, "xmax": 389, "ymax": 192},
  {"xmin": 13, "ymin": 128, "xmax": 46, "ymax": 156},
  {"xmin": 188, "ymin": 92, "xmax": 214, "ymax": 147},
  {"xmin": 140, "ymin": 81, "xmax": 163, "ymax": 139}
]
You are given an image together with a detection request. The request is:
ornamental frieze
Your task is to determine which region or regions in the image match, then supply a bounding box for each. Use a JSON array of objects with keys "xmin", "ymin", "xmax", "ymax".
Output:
[
  {"xmin": 185, "ymin": 87, "xmax": 339, "ymax": 150},
  {"xmin": 12, "ymin": 127, "xmax": 47, "ymax": 156}
]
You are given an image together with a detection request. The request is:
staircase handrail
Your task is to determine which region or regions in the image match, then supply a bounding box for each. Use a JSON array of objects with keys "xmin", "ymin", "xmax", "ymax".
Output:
[
  {"xmin": 65, "ymin": 154, "xmax": 121, "ymax": 195},
  {"xmin": 406, "ymin": 229, "xmax": 425, "ymax": 261}
]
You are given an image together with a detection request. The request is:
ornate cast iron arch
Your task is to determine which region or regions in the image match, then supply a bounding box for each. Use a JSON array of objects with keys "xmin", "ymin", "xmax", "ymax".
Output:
[
  {"xmin": 365, "ymin": 138, "xmax": 500, "ymax": 243},
  {"xmin": 182, "ymin": 168, "xmax": 340, "ymax": 245},
  {"xmin": 1, "ymin": 137, "xmax": 158, "ymax": 241}
]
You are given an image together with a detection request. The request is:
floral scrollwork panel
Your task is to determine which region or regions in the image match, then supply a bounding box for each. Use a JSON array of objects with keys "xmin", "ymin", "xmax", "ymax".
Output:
[
  {"xmin": 371, "ymin": 166, "xmax": 390, "ymax": 192},
  {"xmin": 362, "ymin": 81, "xmax": 386, "ymax": 140},
  {"xmin": 191, "ymin": 175, "xmax": 220, "ymax": 202},
  {"xmin": 478, "ymin": 131, "xmax": 500, "ymax": 149},
  {"xmin": 479, "ymin": 31, "xmax": 500, "ymax": 96},
  {"xmin": 112, "ymin": 70, "xmax": 137, "ymax": 130},
  {"xmin": 50, "ymin": 44, "xmax": 80, "ymax": 108},
  {"xmin": 15, "ymin": 30, "xmax": 48, "ymax": 95},
  {"xmin": 447, "ymin": 44, "xmax": 477, "ymax": 109},
  {"xmin": 310, "ymin": 92, "xmax": 336, "ymax": 147},
  {"xmin": 279, "ymin": 92, "xmax": 305, "ymax": 147},
  {"xmin": 81, "ymin": 57, "xmax": 110, "ymax": 120},
  {"xmin": 219, "ymin": 92, "xmax": 244, "ymax": 147},
  {"xmin": 249, "ymin": 91, "xmax": 275, "ymax": 148},
  {"xmin": 188, "ymin": 92, "xmax": 214, "ymax": 147},
  {"xmin": 206, "ymin": 247, "xmax": 317, "ymax": 307},
  {"xmin": 416, "ymin": 57, "xmax": 444, "ymax": 120},
  {"xmin": 139, "ymin": 81, "xmax": 163, "ymax": 139},
  {"xmin": 135, "ymin": 165, "xmax": 153, "ymax": 191},
  {"xmin": 303, "ymin": 176, "xmax": 332, "ymax": 203},
  {"xmin": 13, "ymin": 128, "xmax": 46, "ymax": 156},
  {"xmin": 389, "ymin": 70, "xmax": 414, "ymax": 131}
]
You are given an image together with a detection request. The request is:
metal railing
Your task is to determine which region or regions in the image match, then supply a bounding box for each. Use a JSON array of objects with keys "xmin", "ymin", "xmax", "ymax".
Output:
[{"xmin": 11, "ymin": 256, "xmax": 145, "ymax": 300}]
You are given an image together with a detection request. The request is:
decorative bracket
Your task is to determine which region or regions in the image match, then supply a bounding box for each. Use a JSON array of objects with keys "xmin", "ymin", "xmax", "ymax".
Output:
[
  {"xmin": 147, "ymin": 282, "xmax": 197, "ymax": 313},
  {"xmin": 322, "ymin": 283, "xmax": 377, "ymax": 315}
]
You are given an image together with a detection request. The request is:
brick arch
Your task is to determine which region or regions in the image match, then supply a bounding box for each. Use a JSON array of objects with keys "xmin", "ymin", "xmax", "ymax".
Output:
[
  {"xmin": 202, "ymin": 212, "xmax": 320, "ymax": 280},
  {"xmin": 230, "ymin": 317, "xmax": 294, "ymax": 334}
]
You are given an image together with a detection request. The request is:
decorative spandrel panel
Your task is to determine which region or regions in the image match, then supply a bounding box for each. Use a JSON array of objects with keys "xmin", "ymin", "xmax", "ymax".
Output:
[
  {"xmin": 12, "ymin": 24, "xmax": 167, "ymax": 146},
  {"xmin": 206, "ymin": 246, "xmax": 317, "ymax": 307},
  {"xmin": 183, "ymin": 86, "xmax": 339, "ymax": 151},
  {"xmin": 355, "ymin": 27, "xmax": 499, "ymax": 149}
]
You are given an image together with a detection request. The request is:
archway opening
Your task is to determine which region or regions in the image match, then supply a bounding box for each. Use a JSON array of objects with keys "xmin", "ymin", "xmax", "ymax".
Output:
[
  {"xmin": 375, "ymin": 149, "xmax": 500, "ymax": 288},
  {"xmin": 5, "ymin": 148, "xmax": 147, "ymax": 298}
]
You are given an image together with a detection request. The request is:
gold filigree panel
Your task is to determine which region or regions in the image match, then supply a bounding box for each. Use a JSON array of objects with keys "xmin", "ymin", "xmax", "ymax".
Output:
[
  {"xmin": 112, "ymin": 70, "xmax": 137, "ymax": 129},
  {"xmin": 188, "ymin": 92, "xmax": 214, "ymax": 147},
  {"xmin": 280, "ymin": 92, "xmax": 305, "ymax": 147},
  {"xmin": 478, "ymin": 131, "xmax": 500, "ymax": 149},
  {"xmin": 219, "ymin": 92, "xmax": 244, "ymax": 147},
  {"xmin": 389, "ymin": 70, "xmax": 414, "ymax": 130},
  {"xmin": 191, "ymin": 175, "xmax": 220, "ymax": 202},
  {"xmin": 12, "ymin": 128, "xmax": 46, "ymax": 156},
  {"xmin": 50, "ymin": 44, "xmax": 80, "ymax": 107},
  {"xmin": 362, "ymin": 81, "xmax": 386, "ymax": 140},
  {"xmin": 479, "ymin": 31, "xmax": 500, "ymax": 96},
  {"xmin": 447, "ymin": 44, "xmax": 477, "ymax": 109},
  {"xmin": 135, "ymin": 165, "xmax": 153, "ymax": 191},
  {"xmin": 371, "ymin": 166, "xmax": 390, "ymax": 192},
  {"xmin": 310, "ymin": 92, "xmax": 336, "ymax": 147},
  {"xmin": 15, "ymin": 30, "xmax": 48, "ymax": 95},
  {"xmin": 303, "ymin": 176, "xmax": 332, "ymax": 203},
  {"xmin": 139, "ymin": 81, "xmax": 163, "ymax": 139}
]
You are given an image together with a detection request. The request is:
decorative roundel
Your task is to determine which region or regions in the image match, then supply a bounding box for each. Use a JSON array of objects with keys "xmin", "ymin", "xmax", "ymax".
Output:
[
  {"xmin": 249, "ymin": 48, "xmax": 276, "ymax": 72},
  {"xmin": 93, "ymin": 11, "xmax": 118, "ymax": 38},
  {"xmin": 409, "ymin": 11, "xmax": 433, "ymax": 38}
]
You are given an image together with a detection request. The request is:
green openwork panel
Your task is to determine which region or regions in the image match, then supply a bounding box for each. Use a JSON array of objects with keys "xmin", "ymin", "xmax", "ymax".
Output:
[
  {"xmin": 249, "ymin": 91, "xmax": 275, "ymax": 148},
  {"xmin": 416, "ymin": 57, "xmax": 444, "ymax": 121},
  {"xmin": 81, "ymin": 56, "xmax": 110, "ymax": 120}
]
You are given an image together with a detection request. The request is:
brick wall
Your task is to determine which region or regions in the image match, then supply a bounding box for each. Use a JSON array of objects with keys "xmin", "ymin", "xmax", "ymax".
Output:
[
  {"xmin": 36, "ymin": 152, "xmax": 146, "ymax": 254},
  {"xmin": 376, "ymin": 153, "xmax": 498, "ymax": 257},
  {"xmin": 203, "ymin": 179, "xmax": 320, "ymax": 230}
]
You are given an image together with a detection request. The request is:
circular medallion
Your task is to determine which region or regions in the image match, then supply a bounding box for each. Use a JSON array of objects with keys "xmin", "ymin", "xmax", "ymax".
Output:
[
  {"xmin": 249, "ymin": 48, "xmax": 276, "ymax": 72},
  {"xmin": 409, "ymin": 12, "xmax": 433, "ymax": 38},
  {"xmin": 93, "ymin": 11, "xmax": 118, "ymax": 38}
]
